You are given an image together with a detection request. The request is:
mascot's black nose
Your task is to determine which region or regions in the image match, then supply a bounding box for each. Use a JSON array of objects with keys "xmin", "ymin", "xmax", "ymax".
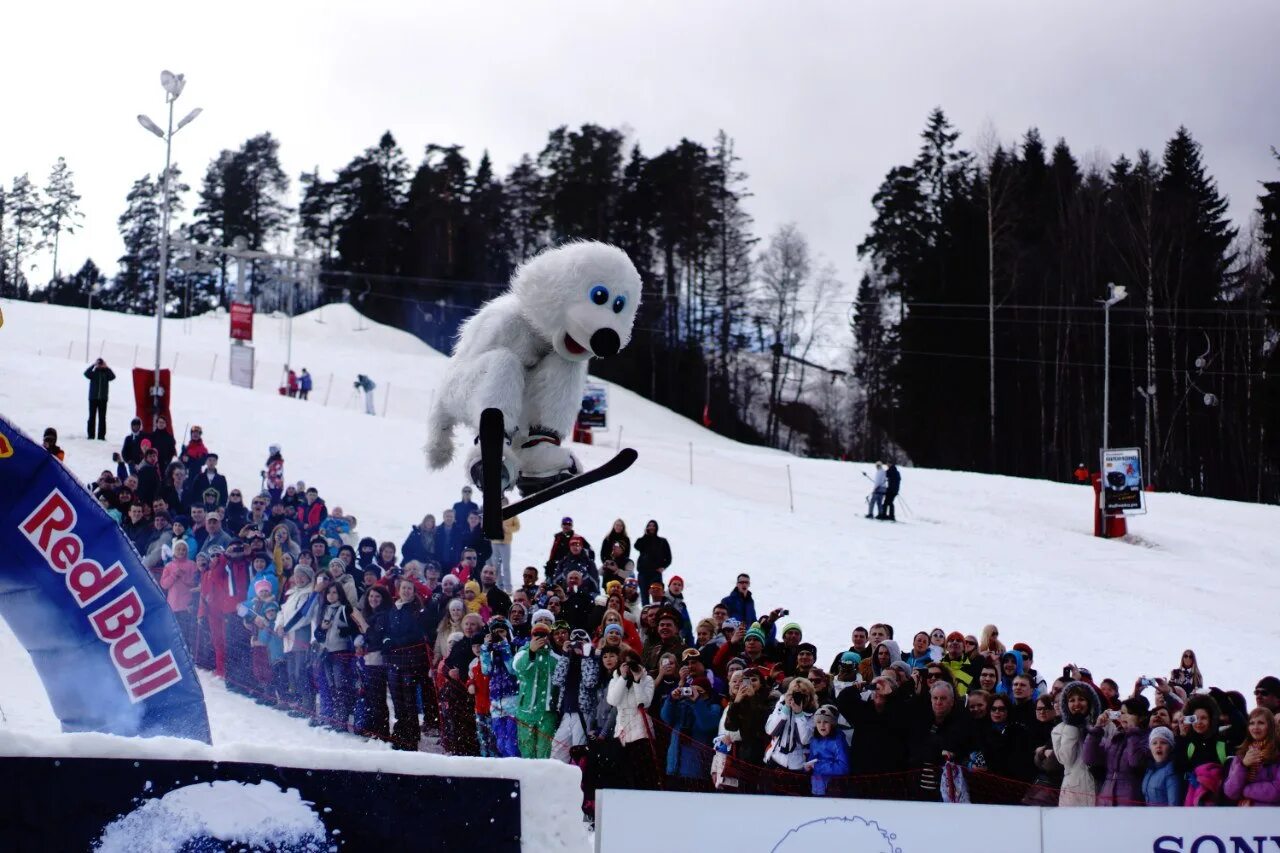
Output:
[{"xmin": 590, "ymin": 328, "xmax": 620, "ymax": 357}]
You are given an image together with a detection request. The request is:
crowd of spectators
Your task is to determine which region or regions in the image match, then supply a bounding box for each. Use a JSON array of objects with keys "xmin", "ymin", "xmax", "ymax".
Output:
[{"xmin": 89, "ymin": 421, "xmax": 1280, "ymax": 818}]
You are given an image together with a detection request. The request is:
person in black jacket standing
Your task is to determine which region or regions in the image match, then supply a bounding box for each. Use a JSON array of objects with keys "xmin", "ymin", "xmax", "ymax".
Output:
[
  {"xmin": 84, "ymin": 358, "xmax": 115, "ymax": 440},
  {"xmin": 880, "ymin": 462, "xmax": 901, "ymax": 521},
  {"xmin": 634, "ymin": 519, "xmax": 672, "ymax": 605}
]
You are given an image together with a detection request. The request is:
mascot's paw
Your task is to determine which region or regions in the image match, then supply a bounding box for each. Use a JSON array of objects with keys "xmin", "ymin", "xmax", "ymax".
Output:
[{"xmin": 466, "ymin": 434, "xmax": 519, "ymax": 493}]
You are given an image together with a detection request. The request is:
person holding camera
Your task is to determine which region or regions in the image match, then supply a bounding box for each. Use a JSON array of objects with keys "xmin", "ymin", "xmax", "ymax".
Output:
[
  {"xmin": 764, "ymin": 676, "xmax": 819, "ymax": 791},
  {"xmin": 607, "ymin": 650, "xmax": 657, "ymax": 788},
  {"xmin": 1177, "ymin": 692, "xmax": 1229, "ymax": 805},
  {"xmin": 83, "ymin": 358, "xmax": 116, "ymax": 440},
  {"xmin": 550, "ymin": 628, "xmax": 602, "ymax": 762},
  {"xmin": 513, "ymin": 622, "xmax": 561, "ymax": 758},
  {"xmin": 660, "ymin": 673, "xmax": 721, "ymax": 790},
  {"xmin": 1084, "ymin": 695, "xmax": 1152, "ymax": 805}
]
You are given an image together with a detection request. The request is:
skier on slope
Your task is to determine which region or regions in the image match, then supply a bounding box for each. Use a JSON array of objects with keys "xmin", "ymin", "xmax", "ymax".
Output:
[
  {"xmin": 354, "ymin": 375, "xmax": 377, "ymax": 415},
  {"xmin": 865, "ymin": 462, "xmax": 887, "ymax": 520},
  {"xmin": 425, "ymin": 241, "xmax": 641, "ymax": 495},
  {"xmin": 880, "ymin": 461, "xmax": 901, "ymax": 521}
]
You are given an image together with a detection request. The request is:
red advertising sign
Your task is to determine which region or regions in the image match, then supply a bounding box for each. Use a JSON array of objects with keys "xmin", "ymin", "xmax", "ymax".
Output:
[{"xmin": 229, "ymin": 302, "xmax": 254, "ymax": 341}]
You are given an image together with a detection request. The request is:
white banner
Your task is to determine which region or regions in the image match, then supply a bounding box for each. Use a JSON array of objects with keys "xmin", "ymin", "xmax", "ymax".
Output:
[
  {"xmin": 597, "ymin": 789, "xmax": 1280, "ymax": 853},
  {"xmin": 596, "ymin": 789, "xmax": 1038, "ymax": 852},
  {"xmin": 1041, "ymin": 806, "xmax": 1280, "ymax": 853}
]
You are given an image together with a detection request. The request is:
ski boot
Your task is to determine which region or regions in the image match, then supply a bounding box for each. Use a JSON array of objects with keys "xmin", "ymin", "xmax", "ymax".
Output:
[
  {"xmin": 515, "ymin": 428, "xmax": 581, "ymax": 496},
  {"xmin": 466, "ymin": 429, "xmax": 519, "ymax": 493}
]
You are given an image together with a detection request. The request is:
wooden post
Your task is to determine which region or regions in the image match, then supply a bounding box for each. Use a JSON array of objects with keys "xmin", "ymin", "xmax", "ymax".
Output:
[
  {"xmin": 382, "ymin": 382, "xmax": 392, "ymax": 417},
  {"xmin": 323, "ymin": 373, "xmax": 334, "ymax": 406},
  {"xmin": 209, "ymin": 353, "xmax": 218, "ymax": 380},
  {"xmin": 786, "ymin": 464, "xmax": 795, "ymax": 513},
  {"xmin": 688, "ymin": 442, "xmax": 694, "ymax": 485}
]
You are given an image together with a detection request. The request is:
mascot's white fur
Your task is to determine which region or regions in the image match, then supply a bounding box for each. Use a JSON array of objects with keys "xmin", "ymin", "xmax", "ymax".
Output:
[{"xmin": 426, "ymin": 241, "xmax": 641, "ymax": 491}]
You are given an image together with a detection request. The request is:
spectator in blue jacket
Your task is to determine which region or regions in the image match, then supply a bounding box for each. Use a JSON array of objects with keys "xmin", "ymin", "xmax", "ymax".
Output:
[
  {"xmin": 402, "ymin": 514, "xmax": 441, "ymax": 565},
  {"xmin": 452, "ymin": 487, "xmax": 479, "ymax": 527},
  {"xmin": 720, "ymin": 573, "xmax": 758, "ymax": 625},
  {"xmin": 1142, "ymin": 726, "xmax": 1183, "ymax": 805},
  {"xmin": 808, "ymin": 705, "xmax": 850, "ymax": 795}
]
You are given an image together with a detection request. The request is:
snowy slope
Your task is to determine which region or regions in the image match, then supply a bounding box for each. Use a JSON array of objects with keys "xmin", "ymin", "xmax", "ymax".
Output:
[{"xmin": 2, "ymin": 297, "xmax": 1279, "ymax": 745}]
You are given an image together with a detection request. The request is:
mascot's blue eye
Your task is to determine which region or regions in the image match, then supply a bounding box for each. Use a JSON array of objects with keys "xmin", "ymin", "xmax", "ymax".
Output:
[
  {"xmin": 612, "ymin": 294, "xmax": 627, "ymax": 314},
  {"xmin": 589, "ymin": 284, "xmax": 609, "ymax": 305}
]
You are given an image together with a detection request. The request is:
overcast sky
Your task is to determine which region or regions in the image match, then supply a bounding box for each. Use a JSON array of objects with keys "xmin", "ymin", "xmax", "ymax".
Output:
[{"xmin": 3, "ymin": 0, "xmax": 1278, "ymax": 319}]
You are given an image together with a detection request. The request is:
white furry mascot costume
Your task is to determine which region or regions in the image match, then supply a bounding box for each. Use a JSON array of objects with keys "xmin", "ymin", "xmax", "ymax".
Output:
[{"xmin": 426, "ymin": 241, "xmax": 641, "ymax": 492}]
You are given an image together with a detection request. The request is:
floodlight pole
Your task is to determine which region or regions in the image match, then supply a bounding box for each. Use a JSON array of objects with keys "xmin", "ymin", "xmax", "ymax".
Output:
[
  {"xmin": 152, "ymin": 95, "xmax": 176, "ymax": 427},
  {"xmin": 1101, "ymin": 283, "xmax": 1127, "ymax": 452}
]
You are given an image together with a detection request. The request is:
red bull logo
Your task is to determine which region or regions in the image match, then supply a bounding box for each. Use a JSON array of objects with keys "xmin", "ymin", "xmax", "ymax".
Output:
[{"xmin": 19, "ymin": 488, "xmax": 182, "ymax": 701}]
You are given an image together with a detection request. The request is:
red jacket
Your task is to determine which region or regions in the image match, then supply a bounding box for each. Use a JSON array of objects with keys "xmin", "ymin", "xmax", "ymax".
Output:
[{"xmin": 199, "ymin": 554, "xmax": 251, "ymax": 618}]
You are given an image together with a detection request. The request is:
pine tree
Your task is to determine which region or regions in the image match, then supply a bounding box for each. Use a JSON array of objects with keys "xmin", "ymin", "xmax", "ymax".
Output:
[
  {"xmin": 41, "ymin": 156, "xmax": 83, "ymax": 282},
  {"xmin": 298, "ymin": 168, "xmax": 340, "ymax": 262},
  {"xmin": 112, "ymin": 167, "xmax": 188, "ymax": 313},
  {"xmin": 707, "ymin": 132, "xmax": 756, "ymax": 399},
  {"xmin": 504, "ymin": 154, "xmax": 547, "ymax": 266},
  {"xmin": 466, "ymin": 151, "xmax": 512, "ymax": 283},
  {"xmin": 402, "ymin": 143, "xmax": 471, "ymax": 279},
  {"xmin": 538, "ymin": 124, "xmax": 624, "ymax": 243},
  {"xmin": 2, "ymin": 174, "xmax": 44, "ymax": 297}
]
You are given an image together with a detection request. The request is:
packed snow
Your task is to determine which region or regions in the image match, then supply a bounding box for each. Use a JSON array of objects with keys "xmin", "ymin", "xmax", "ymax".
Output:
[{"xmin": 1, "ymin": 297, "xmax": 1278, "ymax": 845}]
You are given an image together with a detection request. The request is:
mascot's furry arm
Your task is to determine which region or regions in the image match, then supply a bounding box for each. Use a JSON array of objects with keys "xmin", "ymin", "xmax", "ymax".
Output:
[{"xmin": 426, "ymin": 241, "xmax": 641, "ymax": 487}]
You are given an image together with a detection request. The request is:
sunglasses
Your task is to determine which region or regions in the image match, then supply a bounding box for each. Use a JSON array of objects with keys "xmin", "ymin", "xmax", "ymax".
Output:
[
  {"xmin": 927, "ymin": 672, "xmax": 942, "ymax": 680},
  {"xmin": 990, "ymin": 706, "xmax": 1008, "ymax": 713},
  {"xmin": 1255, "ymin": 690, "xmax": 1273, "ymax": 697}
]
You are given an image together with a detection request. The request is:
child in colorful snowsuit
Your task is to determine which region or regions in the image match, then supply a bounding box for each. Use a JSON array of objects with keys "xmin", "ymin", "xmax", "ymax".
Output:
[
  {"xmin": 468, "ymin": 636, "xmax": 497, "ymax": 757},
  {"xmin": 480, "ymin": 617, "xmax": 522, "ymax": 757}
]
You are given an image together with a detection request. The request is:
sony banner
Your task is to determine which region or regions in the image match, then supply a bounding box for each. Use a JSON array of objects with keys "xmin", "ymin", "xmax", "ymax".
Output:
[
  {"xmin": 0, "ymin": 415, "xmax": 211, "ymax": 742},
  {"xmin": 598, "ymin": 790, "xmax": 1280, "ymax": 853}
]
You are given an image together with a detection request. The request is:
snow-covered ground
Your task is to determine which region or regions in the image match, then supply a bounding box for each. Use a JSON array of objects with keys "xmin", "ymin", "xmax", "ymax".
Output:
[{"xmin": 2, "ymin": 297, "xmax": 1279, "ymax": 841}]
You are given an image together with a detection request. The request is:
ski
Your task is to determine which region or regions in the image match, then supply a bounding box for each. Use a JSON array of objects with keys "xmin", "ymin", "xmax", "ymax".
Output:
[
  {"xmin": 479, "ymin": 408, "xmax": 506, "ymax": 540},
  {"xmin": 502, "ymin": 447, "xmax": 638, "ymax": 521}
]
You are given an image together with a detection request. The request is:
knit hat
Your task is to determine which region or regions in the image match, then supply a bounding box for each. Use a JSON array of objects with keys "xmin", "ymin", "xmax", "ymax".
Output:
[
  {"xmin": 531, "ymin": 623, "xmax": 552, "ymax": 637},
  {"xmin": 722, "ymin": 617, "xmax": 741, "ymax": 632},
  {"xmin": 203, "ymin": 487, "xmax": 220, "ymax": 499},
  {"xmin": 253, "ymin": 579, "xmax": 272, "ymax": 595},
  {"xmin": 781, "ymin": 622, "xmax": 802, "ymax": 637},
  {"xmin": 487, "ymin": 616, "xmax": 511, "ymax": 635},
  {"xmin": 293, "ymin": 565, "xmax": 315, "ymax": 584},
  {"xmin": 814, "ymin": 705, "xmax": 838, "ymax": 726},
  {"xmin": 561, "ymin": 517, "xmax": 573, "ymax": 525},
  {"xmin": 745, "ymin": 623, "xmax": 767, "ymax": 645},
  {"xmin": 605, "ymin": 580, "xmax": 622, "ymax": 595},
  {"xmin": 797, "ymin": 641, "xmax": 817, "ymax": 655},
  {"xmin": 946, "ymin": 631, "xmax": 965, "ymax": 644},
  {"xmin": 840, "ymin": 651, "xmax": 862, "ymax": 666},
  {"xmin": 690, "ymin": 676, "xmax": 713, "ymax": 695},
  {"xmin": 1012, "ymin": 642, "xmax": 1034, "ymax": 660},
  {"xmin": 668, "ymin": 575, "xmax": 684, "ymax": 587},
  {"xmin": 603, "ymin": 623, "xmax": 624, "ymax": 638},
  {"xmin": 569, "ymin": 535, "xmax": 586, "ymax": 547},
  {"xmin": 531, "ymin": 608, "xmax": 554, "ymax": 626},
  {"xmin": 328, "ymin": 558, "xmax": 345, "ymax": 572},
  {"xmin": 889, "ymin": 661, "xmax": 913, "ymax": 680},
  {"xmin": 263, "ymin": 601, "xmax": 280, "ymax": 614},
  {"xmin": 1148, "ymin": 726, "xmax": 1176, "ymax": 748}
]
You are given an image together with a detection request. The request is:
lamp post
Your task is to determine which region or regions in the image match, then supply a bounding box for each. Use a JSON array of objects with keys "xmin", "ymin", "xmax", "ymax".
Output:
[
  {"xmin": 1100, "ymin": 282, "xmax": 1128, "ymax": 452},
  {"xmin": 137, "ymin": 70, "xmax": 201, "ymax": 428},
  {"xmin": 86, "ymin": 281, "xmax": 100, "ymax": 361}
]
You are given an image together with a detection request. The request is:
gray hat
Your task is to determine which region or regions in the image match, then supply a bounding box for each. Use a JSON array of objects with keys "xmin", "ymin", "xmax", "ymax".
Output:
[
  {"xmin": 293, "ymin": 565, "xmax": 316, "ymax": 584},
  {"xmin": 1148, "ymin": 726, "xmax": 1176, "ymax": 748},
  {"xmin": 814, "ymin": 704, "xmax": 839, "ymax": 726}
]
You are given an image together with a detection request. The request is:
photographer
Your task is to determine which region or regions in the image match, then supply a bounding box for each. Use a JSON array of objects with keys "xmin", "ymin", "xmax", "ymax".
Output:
[
  {"xmin": 607, "ymin": 651, "xmax": 657, "ymax": 789},
  {"xmin": 512, "ymin": 622, "xmax": 561, "ymax": 758},
  {"xmin": 83, "ymin": 358, "xmax": 115, "ymax": 440},
  {"xmin": 354, "ymin": 374, "xmax": 376, "ymax": 415},
  {"xmin": 551, "ymin": 628, "xmax": 602, "ymax": 762},
  {"xmin": 660, "ymin": 673, "xmax": 720, "ymax": 790}
]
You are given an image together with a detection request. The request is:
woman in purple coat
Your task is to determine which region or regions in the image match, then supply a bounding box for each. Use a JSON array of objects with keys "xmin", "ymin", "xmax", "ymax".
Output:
[
  {"xmin": 1224, "ymin": 707, "xmax": 1280, "ymax": 805},
  {"xmin": 1084, "ymin": 695, "xmax": 1152, "ymax": 806}
]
